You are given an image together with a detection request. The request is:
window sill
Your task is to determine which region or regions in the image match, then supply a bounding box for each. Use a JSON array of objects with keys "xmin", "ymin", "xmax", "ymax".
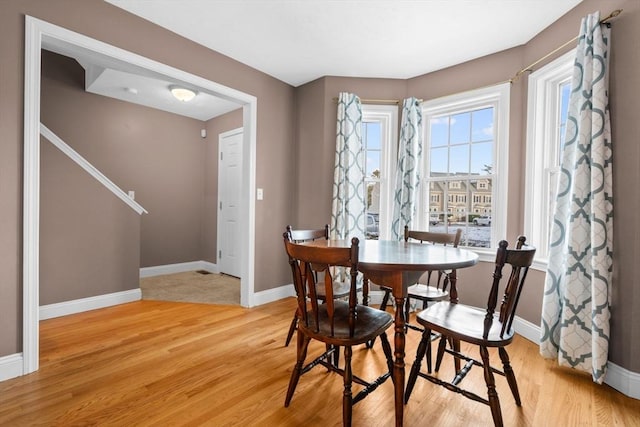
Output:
[
  {"xmin": 469, "ymin": 247, "xmax": 548, "ymax": 272},
  {"xmin": 470, "ymin": 247, "xmax": 496, "ymax": 264},
  {"xmin": 530, "ymin": 258, "xmax": 548, "ymax": 272}
]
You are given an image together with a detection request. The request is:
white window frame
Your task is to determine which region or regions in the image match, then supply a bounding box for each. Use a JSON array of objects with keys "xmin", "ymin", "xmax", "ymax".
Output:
[
  {"xmin": 524, "ymin": 51, "xmax": 574, "ymax": 270},
  {"xmin": 420, "ymin": 83, "xmax": 510, "ymax": 259},
  {"xmin": 362, "ymin": 104, "xmax": 398, "ymax": 240}
]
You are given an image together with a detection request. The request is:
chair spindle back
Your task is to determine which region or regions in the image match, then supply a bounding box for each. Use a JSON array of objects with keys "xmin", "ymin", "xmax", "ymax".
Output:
[
  {"xmin": 484, "ymin": 236, "xmax": 536, "ymax": 338},
  {"xmin": 283, "ymin": 234, "xmax": 360, "ymax": 338},
  {"xmin": 286, "ymin": 224, "xmax": 329, "ymax": 243},
  {"xmin": 404, "ymin": 225, "xmax": 462, "ymax": 292}
]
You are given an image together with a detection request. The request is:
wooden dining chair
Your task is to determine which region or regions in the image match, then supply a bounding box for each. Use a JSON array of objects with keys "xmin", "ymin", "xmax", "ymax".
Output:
[
  {"xmin": 404, "ymin": 236, "xmax": 536, "ymax": 427},
  {"xmin": 284, "ymin": 225, "xmax": 331, "ymax": 346},
  {"xmin": 284, "ymin": 225, "xmax": 368, "ymax": 347},
  {"xmin": 375, "ymin": 226, "xmax": 462, "ymax": 359},
  {"xmin": 283, "ymin": 235, "xmax": 394, "ymax": 427}
]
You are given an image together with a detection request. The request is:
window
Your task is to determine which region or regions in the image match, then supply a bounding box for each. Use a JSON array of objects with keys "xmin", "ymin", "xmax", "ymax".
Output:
[
  {"xmin": 420, "ymin": 83, "xmax": 510, "ymax": 251},
  {"xmin": 524, "ymin": 51, "xmax": 573, "ymax": 269},
  {"xmin": 362, "ymin": 105, "xmax": 398, "ymax": 240}
]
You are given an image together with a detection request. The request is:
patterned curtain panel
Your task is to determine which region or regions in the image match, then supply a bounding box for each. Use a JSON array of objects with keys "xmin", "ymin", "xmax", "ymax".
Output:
[
  {"xmin": 540, "ymin": 12, "xmax": 613, "ymax": 384},
  {"xmin": 391, "ymin": 98, "xmax": 423, "ymax": 240},
  {"xmin": 330, "ymin": 92, "xmax": 365, "ymax": 242}
]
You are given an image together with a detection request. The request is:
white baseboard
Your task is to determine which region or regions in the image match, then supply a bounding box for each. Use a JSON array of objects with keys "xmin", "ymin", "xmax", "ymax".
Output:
[
  {"xmin": 372, "ymin": 298, "xmax": 639, "ymax": 401},
  {"xmin": 512, "ymin": 315, "xmax": 541, "ymax": 344},
  {"xmin": 0, "ymin": 353, "xmax": 23, "ymax": 382},
  {"xmin": 200, "ymin": 261, "xmax": 218, "ymax": 273},
  {"xmin": 140, "ymin": 260, "xmax": 218, "ymax": 278},
  {"xmin": 367, "ymin": 290, "xmax": 385, "ymax": 306},
  {"xmin": 20, "ymin": 285, "xmax": 640, "ymax": 400},
  {"xmin": 606, "ymin": 361, "xmax": 640, "ymax": 399},
  {"xmin": 39, "ymin": 289, "xmax": 141, "ymax": 320},
  {"xmin": 251, "ymin": 284, "xmax": 296, "ymax": 306},
  {"xmin": 250, "ymin": 286, "xmax": 383, "ymax": 308}
]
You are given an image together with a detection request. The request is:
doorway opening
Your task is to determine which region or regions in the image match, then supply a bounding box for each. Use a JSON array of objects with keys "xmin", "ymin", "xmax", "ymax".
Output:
[{"xmin": 23, "ymin": 16, "xmax": 257, "ymax": 375}]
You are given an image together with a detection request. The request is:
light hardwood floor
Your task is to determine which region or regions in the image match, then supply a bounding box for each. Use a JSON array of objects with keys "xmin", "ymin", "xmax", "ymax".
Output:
[{"xmin": 1, "ymin": 299, "xmax": 638, "ymax": 426}]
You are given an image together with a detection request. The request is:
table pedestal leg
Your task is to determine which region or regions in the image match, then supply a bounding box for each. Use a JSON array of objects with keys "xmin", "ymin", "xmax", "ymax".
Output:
[{"xmin": 394, "ymin": 296, "xmax": 406, "ymax": 427}]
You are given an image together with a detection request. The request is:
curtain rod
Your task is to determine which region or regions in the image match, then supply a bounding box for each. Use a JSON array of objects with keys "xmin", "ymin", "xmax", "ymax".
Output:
[
  {"xmin": 331, "ymin": 97, "xmax": 423, "ymax": 105},
  {"xmin": 331, "ymin": 10, "xmax": 622, "ymax": 100},
  {"xmin": 509, "ymin": 9, "xmax": 622, "ymax": 84}
]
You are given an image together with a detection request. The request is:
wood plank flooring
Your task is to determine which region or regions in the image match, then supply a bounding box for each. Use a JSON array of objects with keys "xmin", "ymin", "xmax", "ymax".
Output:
[{"xmin": 0, "ymin": 299, "xmax": 638, "ymax": 426}]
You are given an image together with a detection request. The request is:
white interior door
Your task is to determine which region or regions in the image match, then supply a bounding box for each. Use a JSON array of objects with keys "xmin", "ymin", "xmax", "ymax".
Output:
[{"xmin": 217, "ymin": 128, "xmax": 243, "ymax": 278}]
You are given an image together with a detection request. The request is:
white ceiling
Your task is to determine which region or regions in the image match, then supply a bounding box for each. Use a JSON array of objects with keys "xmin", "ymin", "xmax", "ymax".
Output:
[
  {"xmin": 67, "ymin": 0, "xmax": 582, "ymax": 121},
  {"xmin": 81, "ymin": 60, "xmax": 240, "ymax": 121},
  {"xmin": 44, "ymin": 37, "xmax": 242, "ymax": 122},
  {"xmin": 106, "ymin": 0, "xmax": 583, "ymax": 87}
]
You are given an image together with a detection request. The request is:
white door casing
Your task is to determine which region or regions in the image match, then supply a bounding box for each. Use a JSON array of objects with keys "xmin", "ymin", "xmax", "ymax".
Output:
[
  {"xmin": 23, "ymin": 16, "xmax": 258, "ymax": 375},
  {"xmin": 217, "ymin": 128, "xmax": 243, "ymax": 278}
]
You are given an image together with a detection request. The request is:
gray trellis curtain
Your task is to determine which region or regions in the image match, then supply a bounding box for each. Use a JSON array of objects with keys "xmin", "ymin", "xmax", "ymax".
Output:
[
  {"xmin": 391, "ymin": 98, "xmax": 423, "ymax": 239},
  {"xmin": 330, "ymin": 92, "xmax": 365, "ymax": 242},
  {"xmin": 540, "ymin": 11, "xmax": 613, "ymax": 384}
]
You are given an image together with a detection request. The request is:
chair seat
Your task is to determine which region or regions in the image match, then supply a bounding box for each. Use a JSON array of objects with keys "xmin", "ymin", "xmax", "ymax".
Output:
[
  {"xmin": 407, "ymin": 283, "xmax": 448, "ymax": 301},
  {"xmin": 416, "ymin": 301, "xmax": 515, "ymax": 347},
  {"xmin": 299, "ymin": 301, "xmax": 393, "ymax": 346}
]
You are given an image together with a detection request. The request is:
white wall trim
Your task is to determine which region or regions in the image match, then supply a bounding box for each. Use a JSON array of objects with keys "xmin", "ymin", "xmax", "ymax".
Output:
[
  {"xmin": 23, "ymin": 13, "xmax": 42, "ymax": 377},
  {"xmin": 524, "ymin": 50, "xmax": 574, "ymax": 263},
  {"xmin": 24, "ymin": 15, "xmax": 257, "ymax": 376},
  {"xmin": 242, "ymin": 101, "xmax": 257, "ymax": 308},
  {"xmin": 512, "ymin": 315, "xmax": 541, "ymax": 344},
  {"xmin": 200, "ymin": 261, "xmax": 218, "ymax": 274},
  {"xmin": 420, "ymin": 82, "xmax": 510, "ymax": 248},
  {"xmin": 251, "ymin": 284, "xmax": 296, "ymax": 306},
  {"xmin": 8, "ymin": 297, "xmax": 639, "ymax": 399},
  {"xmin": 361, "ymin": 105, "xmax": 398, "ymax": 241},
  {"xmin": 140, "ymin": 261, "xmax": 219, "ymax": 278},
  {"xmin": 40, "ymin": 124, "xmax": 148, "ymax": 215},
  {"xmin": 606, "ymin": 362, "xmax": 640, "ymax": 400},
  {"xmin": 513, "ymin": 316, "xmax": 639, "ymax": 400},
  {"xmin": 0, "ymin": 354, "xmax": 24, "ymax": 382},
  {"xmin": 251, "ymin": 286, "xmax": 385, "ymax": 307},
  {"xmin": 39, "ymin": 289, "xmax": 141, "ymax": 320},
  {"xmin": 367, "ymin": 290, "xmax": 386, "ymax": 306}
]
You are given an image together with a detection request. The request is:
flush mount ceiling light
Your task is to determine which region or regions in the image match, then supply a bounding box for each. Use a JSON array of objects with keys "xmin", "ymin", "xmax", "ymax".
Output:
[{"xmin": 170, "ymin": 85, "xmax": 197, "ymax": 102}]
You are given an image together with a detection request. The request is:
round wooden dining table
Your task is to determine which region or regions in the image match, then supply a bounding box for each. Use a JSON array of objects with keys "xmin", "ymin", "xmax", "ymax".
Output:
[{"xmin": 303, "ymin": 239, "xmax": 479, "ymax": 426}]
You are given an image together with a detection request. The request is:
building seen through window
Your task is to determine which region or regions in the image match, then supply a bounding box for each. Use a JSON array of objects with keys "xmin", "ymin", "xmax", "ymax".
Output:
[
  {"xmin": 425, "ymin": 106, "xmax": 495, "ymax": 248},
  {"xmin": 360, "ymin": 104, "xmax": 398, "ymax": 240},
  {"xmin": 358, "ymin": 88, "xmax": 507, "ymax": 249}
]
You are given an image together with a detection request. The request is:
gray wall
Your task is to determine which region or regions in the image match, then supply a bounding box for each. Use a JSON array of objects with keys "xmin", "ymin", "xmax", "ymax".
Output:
[
  {"xmin": 39, "ymin": 50, "xmax": 245, "ymax": 305},
  {"xmin": 602, "ymin": 0, "xmax": 640, "ymax": 375},
  {"xmin": 41, "ymin": 50, "xmax": 212, "ymax": 269},
  {"xmin": 0, "ymin": 0, "xmax": 295, "ymax": 357},
  {"xmin": 40, "ymin": 140, "xmax": 141, "ymax": 305},
  {"xmin": 0, "ymin": 0, "xmax": 637, "ymax": 377},
  {"xmin": 293, "ymin": 0, "xmax": 640, "ymax": 373},
  {"xmin": 293, "ymin": 77, "xmax": 408, "ymax": 227}
]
